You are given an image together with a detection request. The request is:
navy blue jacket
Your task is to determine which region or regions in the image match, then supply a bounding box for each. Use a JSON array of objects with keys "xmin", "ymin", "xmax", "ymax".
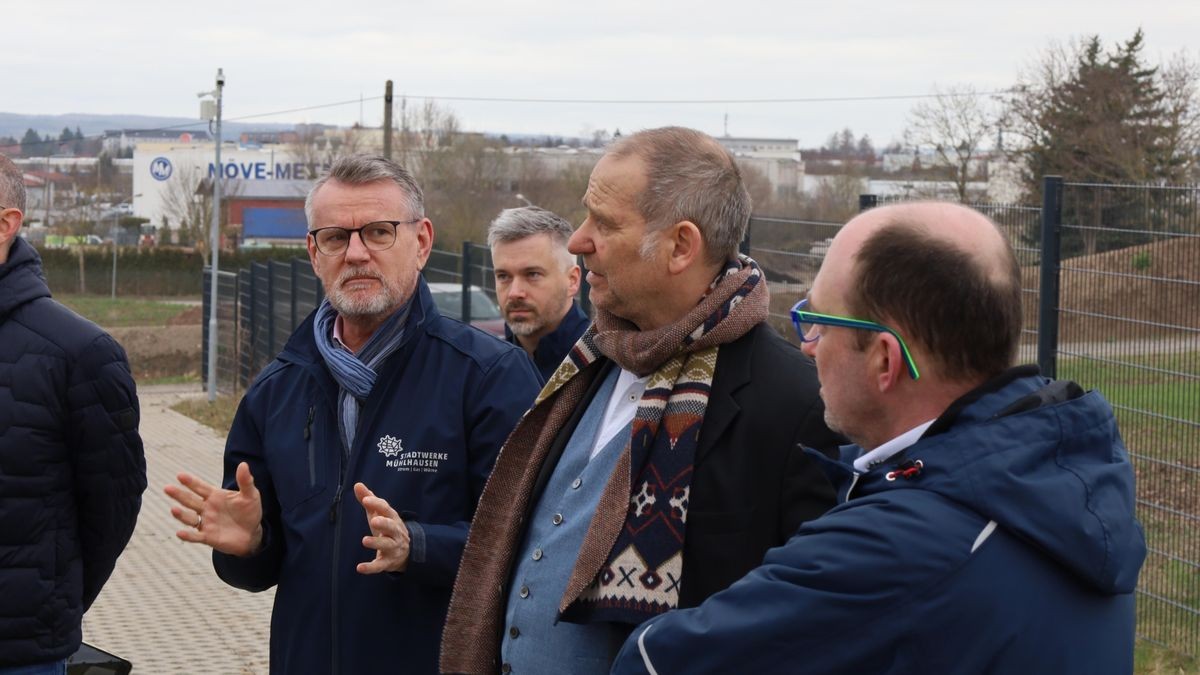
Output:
[
  {"xmin": 505, "ymin": 301, "xmax": 591, "ymax": 382},
  {"xmin": 0, "ymin": 238, "xmax": 146, "ymax": 666},
  {"xmin": 614, "ymin": 367, "xmax": 1146, "ymax": 674},
  {"xmin": 213, "ymin": 278, "xmax": 540, "ymax": 675}
]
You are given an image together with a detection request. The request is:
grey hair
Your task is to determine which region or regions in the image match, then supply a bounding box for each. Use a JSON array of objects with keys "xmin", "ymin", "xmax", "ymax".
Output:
[
  {"xmin": 304, "ymin": 154, "xmax": 424, "ymax": 227},
  {"xmin": 0, "ymin": 154, "xmax": 26, "ymax": 212},
  {"xmin": 608, "ymin": 127, "xmax": 750, "ymax": 265},
  {"xmin": 487, "ymin": 206, "xmax": 576, "ymax": 269}
]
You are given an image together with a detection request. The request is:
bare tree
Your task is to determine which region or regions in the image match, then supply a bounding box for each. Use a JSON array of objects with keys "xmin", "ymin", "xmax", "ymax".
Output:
[
  {"xmin": 904, "ymin": 84, "xmax": 996, "ymax": 202},
  {"xmin": 159, "ymin": 164, "xmax": 240, "ymax": 264},
  {"xmin": 288, "ymin": 126, "xmax": 371, "ymax": 179}
]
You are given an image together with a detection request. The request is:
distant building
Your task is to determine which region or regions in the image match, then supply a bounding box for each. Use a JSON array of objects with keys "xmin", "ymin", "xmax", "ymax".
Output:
[
  {"xmin": 133, "ymin": 142, "xmax": 320, "ymax": 229},
  {"xmin": 215, "ymin": 179, "xmax": 312, "ymax": 248},
  {"xmin": 717, "ymin": 136, "xmax": 805, "ymax": 197},
  {"xmin": 103, "ymin": 129, "xmax": 211, "ymax": 156},
  {"xmin": 717, "ymin": 137, "xmax": 801, "ymax": 161}
]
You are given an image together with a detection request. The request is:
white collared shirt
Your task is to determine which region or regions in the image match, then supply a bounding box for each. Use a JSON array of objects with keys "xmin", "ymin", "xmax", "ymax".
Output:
[
  {"xmin": 331, "ymin": 315, "xmax": 355, "ymax": 354},
  {"xmin": 591, "ymin": 368, "xmax": 649, "ymax": 460},
  {"xmin": 853, "ymin": 419, "xmax": 936, "ymax": 473}
]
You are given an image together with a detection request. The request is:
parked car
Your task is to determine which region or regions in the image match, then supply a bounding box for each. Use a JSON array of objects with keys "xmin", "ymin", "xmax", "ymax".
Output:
[{"xmin": 427, "ymin": 282, "xmax": 507, "ymax": 337}]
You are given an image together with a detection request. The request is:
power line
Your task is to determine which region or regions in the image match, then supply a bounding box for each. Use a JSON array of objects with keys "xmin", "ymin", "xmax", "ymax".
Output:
[{"xmin": 6, "ymin": 86, "xmax": 1019, "ymax": 153}]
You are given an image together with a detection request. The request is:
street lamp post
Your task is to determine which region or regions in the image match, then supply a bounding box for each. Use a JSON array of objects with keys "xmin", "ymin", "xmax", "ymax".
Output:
[
  {"xmin": 200, "ymin": 68, "xmax": 225, "ymax": 402},
  {"xmin": 110, "ymin": 212, "xmax": 118, "ymax": 300}
]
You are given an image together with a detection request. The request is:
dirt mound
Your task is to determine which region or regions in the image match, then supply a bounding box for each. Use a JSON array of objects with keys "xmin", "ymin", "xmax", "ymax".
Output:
[
  {"xmin": 167, "ymin": 305, "xmax": 204, "ymax": 325},
  {"xmin": 107, "ymin": 325, "xmax": 201, "ymax": 380},
  {"xmin": 1021, "ymin": 235, "xmax": 1200, "ymax": 342}
]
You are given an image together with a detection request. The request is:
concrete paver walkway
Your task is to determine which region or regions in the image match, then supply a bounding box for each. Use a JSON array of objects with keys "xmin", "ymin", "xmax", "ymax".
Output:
[{"xmin": 81, "ymin": 384, "xmax": 273, "ymax": 674}]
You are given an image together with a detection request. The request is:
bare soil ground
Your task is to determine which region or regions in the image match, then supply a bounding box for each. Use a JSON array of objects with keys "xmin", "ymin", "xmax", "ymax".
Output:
[
  {"xmin": 108, "ymin": 322, "xmax": 202, "ymax": 381},
  {"xmin": 1022, "ymin": 235, "xmax": 1200, "ymax": 342}
]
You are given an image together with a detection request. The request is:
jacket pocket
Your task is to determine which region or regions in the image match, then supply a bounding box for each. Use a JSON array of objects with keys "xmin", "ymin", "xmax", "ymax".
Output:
[{"xmin": 272, "ymin": 406, "xmax": 326, "ymax": 512}]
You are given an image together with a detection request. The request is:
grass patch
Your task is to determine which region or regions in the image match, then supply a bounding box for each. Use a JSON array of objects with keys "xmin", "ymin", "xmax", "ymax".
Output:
[
  {"xmin": 138, "ymin": 373, "xmax": 202, "ymax": 386},
  {"xmin": 1059, "ymin": 351, "xmax": 1199, "ymax": 659},
  {"xmin": 1136, "ymin": 639, "xmax": 1199, "ymax": 673},
  {"xmin": 56, "ymin": 293, "xmax": 199, "ymax": 327},
  {"xmin": 171, "ymin": 395, "xmax": 241, "ymax": 436}
]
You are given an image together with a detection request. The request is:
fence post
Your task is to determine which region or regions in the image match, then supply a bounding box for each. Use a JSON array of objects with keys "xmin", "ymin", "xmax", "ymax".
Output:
[
  {"xmin": 859, "ymin": 194, "xmax": 878, "ymax": 212},
  {"xmin": 290, "ymin": 258, "xmax": 300, "ymax": 333},
  {"xmin": 201, "ymin": 266, "xmax": 211, "ymax": 388},
  {"xmin": 1038, "ymin": 176, "xmax": 1063, "ymax": 379},
  {"xmin": 266, "ymin": 261, "xmax": 276, "ymax": 358},
  {"xmin": 461, "ymin": 241, "xmax": 473, "ymax": 322},
  {"xmin": 239, "ymin": 269, "xmax": 252, "ymax": 390}
]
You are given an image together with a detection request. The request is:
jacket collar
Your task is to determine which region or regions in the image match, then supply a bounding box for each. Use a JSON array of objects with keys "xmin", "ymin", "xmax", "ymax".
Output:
[
  {"xmin": 505, "ymin": 302, "xmax": 590, "ymax": 367},
  {"xmin": 0, "ymin": 237, "xmax": 51, "ymax": 320}
]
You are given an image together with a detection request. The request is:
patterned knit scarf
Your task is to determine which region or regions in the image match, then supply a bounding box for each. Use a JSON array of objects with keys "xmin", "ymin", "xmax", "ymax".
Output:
[{"xmin": 441, "ymin": 256, "xmax": 769, "ymax": 673}]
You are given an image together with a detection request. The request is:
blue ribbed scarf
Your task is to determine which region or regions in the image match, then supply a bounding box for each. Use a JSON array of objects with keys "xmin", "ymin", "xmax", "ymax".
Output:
[{"xmin": 313, "ymin": 297, "xmax": 413, "ymax": 450}]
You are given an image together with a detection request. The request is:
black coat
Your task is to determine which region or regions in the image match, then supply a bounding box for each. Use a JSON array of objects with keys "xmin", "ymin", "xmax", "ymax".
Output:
[
  {"xmin": 529, "ymin": 321, "xmax": 841, "ymax": 609},
  {"xmin": 0, "ymin": 238, "xmax": 146, "ymax": 666}
]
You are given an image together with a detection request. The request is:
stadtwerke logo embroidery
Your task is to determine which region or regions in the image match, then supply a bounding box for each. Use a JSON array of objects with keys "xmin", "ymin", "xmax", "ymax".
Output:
[{"xmin": 376, "ymin": 434, "xmax": 447, "ymax": 473}]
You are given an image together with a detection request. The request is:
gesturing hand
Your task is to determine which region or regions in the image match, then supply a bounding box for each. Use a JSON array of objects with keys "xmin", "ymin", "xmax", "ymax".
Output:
[
  {"xmin": 165, "ymin": 461, "xmax": 264, "ymax": 557},
  {"xmin": 354, "ymin": 482, "xmax": 411, "ymax": 574}
]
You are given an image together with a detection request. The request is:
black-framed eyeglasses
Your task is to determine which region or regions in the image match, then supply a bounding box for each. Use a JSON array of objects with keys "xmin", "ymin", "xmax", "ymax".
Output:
[
  {"xmin": 790, "ymin": 298, "xmax": 921, "ymax": 380},
  {"xmin": 308, "ymin": 219, "xmax": 420, "ymax": 256}
]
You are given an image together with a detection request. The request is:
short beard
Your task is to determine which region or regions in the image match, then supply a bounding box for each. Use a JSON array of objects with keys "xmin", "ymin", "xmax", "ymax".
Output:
[
  {"xmin": 504, "ymin": 302, "xmax": 546, "ymax": 337},
  {"xmin": 327, "ymin": 265, "xmax": 409, "ymax": 321}
]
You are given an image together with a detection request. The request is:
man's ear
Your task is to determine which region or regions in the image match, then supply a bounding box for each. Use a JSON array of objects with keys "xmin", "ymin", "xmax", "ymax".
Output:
[
  {"xmin": 567, "ymin": 264, "xmax": 581, "ymax": 297},
  {"xmin": 666, "ymin": 220, "xmax": 704, "ymax": 275},
  {"xmin": 0, "ymin": 207, "xmax": 24, "ymax": 260},
  {"xmin": 414, "ymin": 218, "xmax": 434, "ymax": 269},
  {"xmin": 305, "ymin": 231, "xmax": 321, "ymax": 271},
  {"xmin": 871, "ymin": 333, "xmax": 908, "ymax": 393}
]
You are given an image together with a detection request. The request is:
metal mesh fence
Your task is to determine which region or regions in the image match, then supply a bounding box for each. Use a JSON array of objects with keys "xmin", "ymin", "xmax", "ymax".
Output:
[
  {"xmin": 746, "ymin": 215, "xmax": 843, "ymax": 340},
  {"xmin": 753, "ymin": 184, "xmax": 1199, "ymax": 656},
  {"xmin": 1054, "ymin": 182, "xmax": 1200, "ymax": 654}
]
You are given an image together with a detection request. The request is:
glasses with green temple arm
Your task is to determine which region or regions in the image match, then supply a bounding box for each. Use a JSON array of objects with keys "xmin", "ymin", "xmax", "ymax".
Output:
[{"xmin": 789, "ymin": 298, "xmax": 921, "ymax": 380}]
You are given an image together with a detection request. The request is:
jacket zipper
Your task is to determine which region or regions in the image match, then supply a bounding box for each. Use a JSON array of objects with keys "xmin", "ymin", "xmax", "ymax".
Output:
[
  {"xmin": 305, "ymin": 406, "xmax": 316, "ymax": 487},
  {"xmin": 329, "ymin": 412, "xmax": 352, "ymax": 675}
]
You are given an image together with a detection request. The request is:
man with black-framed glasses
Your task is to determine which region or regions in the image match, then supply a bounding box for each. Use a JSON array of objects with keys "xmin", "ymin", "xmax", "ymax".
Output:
[
  {"xmin": 614, "ymin": 201, "xmax": 1145, "ymax": 674},
  {"xmin": 165, "ymin": 155, "xmax": 540, "ymax": 674}
]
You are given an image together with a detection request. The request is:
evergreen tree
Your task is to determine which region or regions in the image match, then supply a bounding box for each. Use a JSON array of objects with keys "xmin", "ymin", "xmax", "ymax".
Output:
[
  {"xmin": 1007, "ymin": 30, "xmax": 1199, "ymax": 254},
  {"xmin": 20, "ymin": 128, "xmax": 42, "ymax": 157}
]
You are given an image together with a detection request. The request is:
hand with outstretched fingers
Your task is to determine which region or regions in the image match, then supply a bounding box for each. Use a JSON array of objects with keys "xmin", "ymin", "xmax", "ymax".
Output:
[
  {"xmin": 164, "ymin": 461, "xmax": 264, "ymax": 557},
  {"xmin": 354, "ymin": 482, "xmax": 411, "ymax": 574}
]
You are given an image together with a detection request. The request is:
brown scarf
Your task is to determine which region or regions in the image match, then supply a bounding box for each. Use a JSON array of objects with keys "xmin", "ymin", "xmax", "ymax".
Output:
[{"xmin": 440, "ymin": 256, "xmax": 769, "ymax": 674}]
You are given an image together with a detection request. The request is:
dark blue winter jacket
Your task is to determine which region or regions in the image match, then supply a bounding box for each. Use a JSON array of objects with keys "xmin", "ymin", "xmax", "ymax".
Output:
[
  {"xmin": 613, "ymin": 367, "xmax": 1146, "ymax": 674},
  {"xmin": 212, "ymin": 277, "xmax": 541, "ymax": 675},
  {"xmin": 0, "ymin": 237, "xmax": 146, "ymax": 666}
]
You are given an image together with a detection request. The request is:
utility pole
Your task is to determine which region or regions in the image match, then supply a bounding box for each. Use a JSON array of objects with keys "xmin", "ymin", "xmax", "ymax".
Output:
[
  {"xmin": 200, "ymin": 68, "xmax": 225, "ymax": 402},
  {"xmin": 383, "ymin": 80, "xmax": 394, "ymax": 160}
]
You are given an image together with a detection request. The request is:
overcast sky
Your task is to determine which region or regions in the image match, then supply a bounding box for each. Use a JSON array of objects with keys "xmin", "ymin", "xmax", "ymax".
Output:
[{"xmin": 9, "ymin": 1, "xmax": 1198, "ymax": 147}]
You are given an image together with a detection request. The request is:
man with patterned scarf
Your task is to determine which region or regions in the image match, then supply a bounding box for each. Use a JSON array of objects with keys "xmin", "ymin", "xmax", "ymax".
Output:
[
  {"xmin": 441, "ymin": 127, "xmax": 841, "ymax": 674},
  {"xmin": 165, "ymin": 155, "xmax": 541, "ymax": 674}
]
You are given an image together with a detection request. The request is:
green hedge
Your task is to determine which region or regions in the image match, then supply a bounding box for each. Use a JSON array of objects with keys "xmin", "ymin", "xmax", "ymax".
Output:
[{"xmin": 38, "ymin": 246, "xmax": 310, "ymax": 296}]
